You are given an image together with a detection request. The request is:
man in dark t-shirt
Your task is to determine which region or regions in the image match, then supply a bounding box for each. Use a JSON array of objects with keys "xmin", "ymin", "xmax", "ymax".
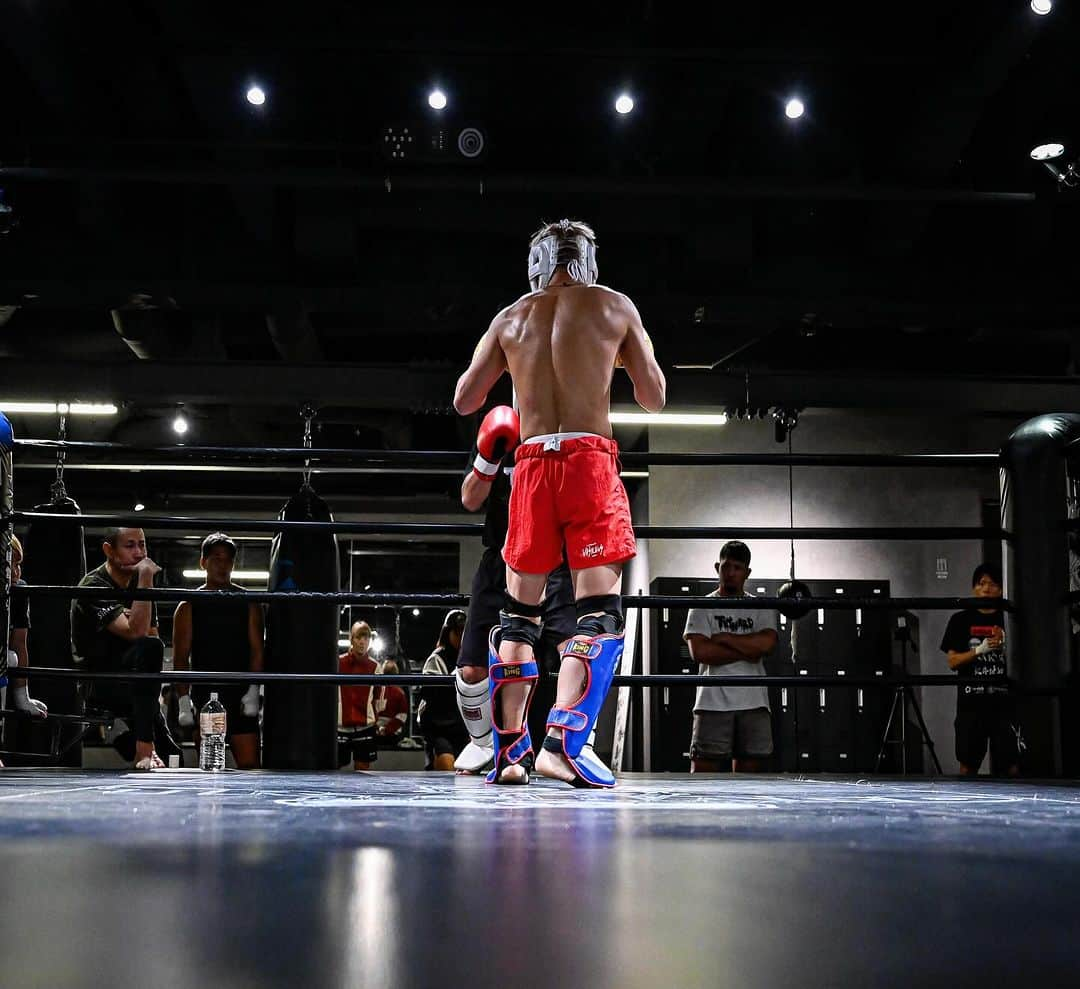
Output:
[
  {"xmin": 940, "ymin": 562, "xmax": 1022, "ymax": 776},
  {"xmin": 70, "ymin": 527, "xmax": 180, "ymax": 770},
  {"xmin": 172, "ymin": 532, "xmax": 264, "ymax": 769}
]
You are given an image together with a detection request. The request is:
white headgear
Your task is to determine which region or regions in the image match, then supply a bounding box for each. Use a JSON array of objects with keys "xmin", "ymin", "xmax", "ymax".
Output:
[{"xmin": 527, "ymin": 219, "xmax": 598, "ymax": 291}]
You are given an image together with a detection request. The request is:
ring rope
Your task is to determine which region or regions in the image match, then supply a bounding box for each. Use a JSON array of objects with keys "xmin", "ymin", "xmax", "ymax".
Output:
[{"xmin": 8, "ymin": 586, "xmax": 1012, "ymax": 611}]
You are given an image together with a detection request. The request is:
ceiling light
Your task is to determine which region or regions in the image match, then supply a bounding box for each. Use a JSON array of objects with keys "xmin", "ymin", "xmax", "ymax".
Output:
[
  {"xmin": 172, "ymin": 413, "xmax": 189, "ymax": 436},
  {"xmin": 0, "ymin": 401, "xmax": 118, "ymax": 415},
  {"xmin": 246, "ymin": 85, "xmax": 266, "ymax": 106},
  {"xmin": 1030, "ymin": 143, "xmax": 1064, "ymax": 161},
  {"xmin": 412, "ymin": 608, "xmax": 421, "ymax": 617},
  {"xmin": 183, "ymin": 569, "xmax": 270, "ymax": 580},
  {"xmin": 615, "ymin": 93, "xmax": 634, "ymax": 115},
  {"xmin": 1029, "ymin": 143, "xmax": 1078, "ymax": 187},
  {"xmin": 133, "ymin": 502, "xmax": 145, "ymax": 512},
  {"xmin": 1031, "ymin": 0, "xmax": 1052, "ymax": 15},
  {"xmin": 785, "ymin": 98, "xmax": 805, "ymax": 120},
  {"xmin": 610, "ymin": 411, "xmax": 728, "ymax": 426},
  {"xmin": 428, "ymin": 89, "xmax": 447, "ymax": 110}
]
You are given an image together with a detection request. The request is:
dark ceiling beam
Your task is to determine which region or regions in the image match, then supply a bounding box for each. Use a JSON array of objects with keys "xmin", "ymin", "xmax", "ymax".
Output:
[
  {"xmin": 5, "ymin": 282, "xmax": 1080, "ymax": 328},
  {"xmin": 0, "ymin": 167, "xmax": 1036, "ymax": 203},
  {"xmin": 4, "ymin": 360, "xmax": 459, "ymax": 412},
  {"xmin": 5, "ymin": 360, "xmax": 1080, "ymax": 415}
]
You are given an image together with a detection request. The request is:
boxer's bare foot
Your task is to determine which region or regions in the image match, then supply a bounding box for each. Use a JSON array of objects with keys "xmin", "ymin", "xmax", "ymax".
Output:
[
  {"xmin": 536, "ymin": 737, "xmax": 578, "ymax": 784},
  {"xmin": 496, "ymin": 762, "xmax": 529, "ymax": 784}
]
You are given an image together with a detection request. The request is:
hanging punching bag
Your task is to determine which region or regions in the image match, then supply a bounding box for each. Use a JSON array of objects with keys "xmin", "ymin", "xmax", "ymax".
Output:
[
  {"xmin": 263, "ymin": 486, "xmax": 340, "ymax": 770},
  {"xmin": 6, "ymin": 493, "xmax": 87, "ymax": 766}
]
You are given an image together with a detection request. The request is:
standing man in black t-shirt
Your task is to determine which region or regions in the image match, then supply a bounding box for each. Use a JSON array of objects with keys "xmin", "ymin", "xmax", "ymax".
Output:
[
  {"xmin": 452, "ymin": 406, "xmax": 576, "ymax": 775},
  {"xmin": 940, "ymin": 562, "xmax": 1023, "ymax": 776},
  {"xmin": 70, "ymin": 527, "xmax": 181, "ymax": 770},
  {"xmin": 172, "ymin": 532, "xmax": 264, "ymax": 769}
]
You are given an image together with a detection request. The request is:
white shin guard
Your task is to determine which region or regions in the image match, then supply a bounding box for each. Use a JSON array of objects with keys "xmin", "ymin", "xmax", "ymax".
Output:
[{"xmin": 453, "ymin": 668, "xmax": 493, "ymax": 773}]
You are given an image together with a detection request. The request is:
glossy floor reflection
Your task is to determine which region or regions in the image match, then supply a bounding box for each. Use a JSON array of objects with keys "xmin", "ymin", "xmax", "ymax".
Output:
[{"xmin": 2, "ymin": 771, "xmax": 1079, "ymax": 988}]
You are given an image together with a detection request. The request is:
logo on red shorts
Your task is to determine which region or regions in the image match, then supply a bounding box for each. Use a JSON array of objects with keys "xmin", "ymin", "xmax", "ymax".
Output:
[{"xmin": 582, "ymin": 542, "xmax": 604, "ymax": 558}]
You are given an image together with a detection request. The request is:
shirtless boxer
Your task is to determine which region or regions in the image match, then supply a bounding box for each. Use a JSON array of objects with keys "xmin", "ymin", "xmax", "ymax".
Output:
[{"xmin": 453, "ymin": 218, "xmax": 666, "ymax": 787}]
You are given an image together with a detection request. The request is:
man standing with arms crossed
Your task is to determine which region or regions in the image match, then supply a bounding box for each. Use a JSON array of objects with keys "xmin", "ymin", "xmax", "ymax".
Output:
[{"xmin": 454, "ymin": 219, "xmax": 666, "ymax": 787}]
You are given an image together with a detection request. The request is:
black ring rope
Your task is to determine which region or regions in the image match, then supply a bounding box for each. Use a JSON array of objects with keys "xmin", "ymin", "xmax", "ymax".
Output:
[
  {"xmin": 7, "ymin": 586, "xmax": 1012, "ymax": 612},
  {"xmin": 15, "ymin": 666, "xmax": 1008, "ymax": 690},
  {"xmin": 11, "ymin": 439, "xmax": 999, "ymax": 469},
  {"xmin": 5, "ymin": 512, "xmax": 999, "ymax": 542}
]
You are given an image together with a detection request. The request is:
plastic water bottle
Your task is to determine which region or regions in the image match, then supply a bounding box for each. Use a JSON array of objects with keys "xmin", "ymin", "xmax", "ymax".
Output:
[{"xmin": 199, "ymin": 692, "xmax": 227, "ymax": 772}]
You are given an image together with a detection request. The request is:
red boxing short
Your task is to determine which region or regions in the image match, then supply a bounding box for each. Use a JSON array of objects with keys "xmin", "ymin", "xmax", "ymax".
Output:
[{"xmin": 503, "ymin": 433, "xmax": 637, "ymax": 574}]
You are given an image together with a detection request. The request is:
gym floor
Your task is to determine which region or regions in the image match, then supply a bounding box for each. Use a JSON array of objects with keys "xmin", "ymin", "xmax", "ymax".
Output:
[{"xmin": 1, "ymin": 771, "xmax": 1078, "ymax": 988}]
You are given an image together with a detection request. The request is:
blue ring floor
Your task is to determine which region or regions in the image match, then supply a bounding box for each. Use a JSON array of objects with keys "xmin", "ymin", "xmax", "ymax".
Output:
[{"xmin": 2, "ymin": 770, "xmax": 1079, "ymax": 988}]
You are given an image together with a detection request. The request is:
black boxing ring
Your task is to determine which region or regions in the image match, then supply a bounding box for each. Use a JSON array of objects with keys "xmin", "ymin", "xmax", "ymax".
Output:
[{"xmin": 4, "ymin": 429, "xmax": 1080, "ymax": 987}]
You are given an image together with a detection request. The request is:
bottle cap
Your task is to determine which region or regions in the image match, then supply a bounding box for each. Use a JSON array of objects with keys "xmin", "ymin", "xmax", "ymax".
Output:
[{"xmin": 210, "ymin": 691, "xmax": 218, "ymax": 701}]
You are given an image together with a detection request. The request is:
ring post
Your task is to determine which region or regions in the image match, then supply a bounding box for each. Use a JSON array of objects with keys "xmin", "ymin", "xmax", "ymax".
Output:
[{"xmin": 1000, "ymin": 413, "xmax": 1080, "ymax": 774}]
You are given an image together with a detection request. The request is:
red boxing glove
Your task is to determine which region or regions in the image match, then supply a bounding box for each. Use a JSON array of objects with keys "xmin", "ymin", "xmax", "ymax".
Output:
[{"xmin": 473, "ymin": 406, "xmax": 520, "ymax": 481}]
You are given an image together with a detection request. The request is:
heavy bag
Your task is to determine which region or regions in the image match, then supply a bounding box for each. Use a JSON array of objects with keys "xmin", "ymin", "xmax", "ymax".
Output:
[
  {"xmin": 262, "ymin": 487, "xmax": 340, "ymax": 770},
  {"xmin": 6, "ymin": 494, "xmax": 87, "ymax": 765}
]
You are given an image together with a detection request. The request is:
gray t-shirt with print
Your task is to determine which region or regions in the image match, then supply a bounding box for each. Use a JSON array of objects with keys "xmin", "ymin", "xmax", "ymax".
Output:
[{"xmin": 683, "ymin": 590, "xmax": 777, "ymax": 713}]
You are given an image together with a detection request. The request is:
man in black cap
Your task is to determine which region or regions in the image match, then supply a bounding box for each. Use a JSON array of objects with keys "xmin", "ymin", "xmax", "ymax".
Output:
[
  {"xmin": 172, "ymin": 532, "xmax": 265, "ymax": 769},
  {"xmin": 682, "ymin": 540, "xmax": 778, "ymax": 773}
]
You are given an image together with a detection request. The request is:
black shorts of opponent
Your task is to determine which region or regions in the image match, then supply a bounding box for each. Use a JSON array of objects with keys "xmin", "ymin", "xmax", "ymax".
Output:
[
  {"xmin": 458, "ymin": 548, "xmax": 576, "ymax": 674},
  {"xmin": 422, "ymin": 720, "xmax": 470, "ymax": 769},
  {"xmin": 338, "ymin": 724, "xmax": 379, "ymax": 766},
  {"xmin": 190, "ymin": 685, "xmax": 260, "ymax": 739},
  {"xmin": 955, "ymin": 696, "xmax": 1022, "ymax": 773}
]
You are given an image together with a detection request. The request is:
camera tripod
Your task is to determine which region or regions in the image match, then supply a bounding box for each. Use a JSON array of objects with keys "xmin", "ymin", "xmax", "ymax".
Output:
[{"xmin": 875, "ymin": 619, "xmax": 943, "ymax": 775}]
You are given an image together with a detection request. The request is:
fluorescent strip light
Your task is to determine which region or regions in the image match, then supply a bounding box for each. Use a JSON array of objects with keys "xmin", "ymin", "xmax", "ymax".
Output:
[
  {"xmin": 182, "ymin": 569, "xmax": 270, "ymax": 580},
  {"xmin": 611, "ymin": 411, "xmax": 728, "ymax": 426},
  {"xmin": 0, "ymin": 401, "xmax": 118, "ymax": 415}
]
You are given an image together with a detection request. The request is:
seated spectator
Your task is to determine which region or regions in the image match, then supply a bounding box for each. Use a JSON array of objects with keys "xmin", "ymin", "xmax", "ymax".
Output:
[
  {"xmin": 172, "ymin": 532, "xmax": 264, "ymax": 770},
  {"xmin": 373, "ymin": 658, "xmax": 409, "ymax": 743},
  {"xmin": 2, "ymin": 535, "xmax": 48, "ymax": 769},
  {"xmin": 70, "ymin": 527, "xmax": 181, "ymax": 770},
  {"xmin": 418, "ymin": 610, "xmax": 468, "ymax": 771},
  {"xmin": 339, "ymin": 621, "xmax": 380, "ymax": 770},
  {"xmin": 7, "ymin": 534, "xmax": 48, "ymax": 719}
]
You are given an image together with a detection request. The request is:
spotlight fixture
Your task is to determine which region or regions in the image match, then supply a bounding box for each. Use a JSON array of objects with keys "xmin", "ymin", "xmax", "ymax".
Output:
[
  {"xmin": 412, "ymin": 608, "xmax": 421, "ymax": 617},
  {"xmin": 1030, "ymin": 142, "xmax": 1078, "ymax": 187},
  {"xmin": 134, "ymin": 501, "xmax": 146, "ymax": 512},
  {"xmin": 1031, "ymin": 0, "xmax": 1052, "ymax": 15},
  {"xmin": 615, "ymin": 93, "xmax": 634, "ymax": 115},
  {"xmin": 382, "ymin": 121, "xmax": 486, "ymax": 163},
  {"xmin": 1030, "ymin": 143, "xmax": 1064, "ymax": 161},
  {"xmin": 785, "ymin": 98, "xmax": 805, "ymax": 120},
  {"xmin": 246, "ymin": 85, "xmax": 266, "ymax": 106},
  {"xmin": 428, "ymin": 88, "xmax": 447, "ymax": 110},
  {"xmin": 772, "ymin": 407, "xmax": 801, "ymax": 444},
  {"xmin": 172, "ymin": 412, "xmax": 189, "ymax": 436}
]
